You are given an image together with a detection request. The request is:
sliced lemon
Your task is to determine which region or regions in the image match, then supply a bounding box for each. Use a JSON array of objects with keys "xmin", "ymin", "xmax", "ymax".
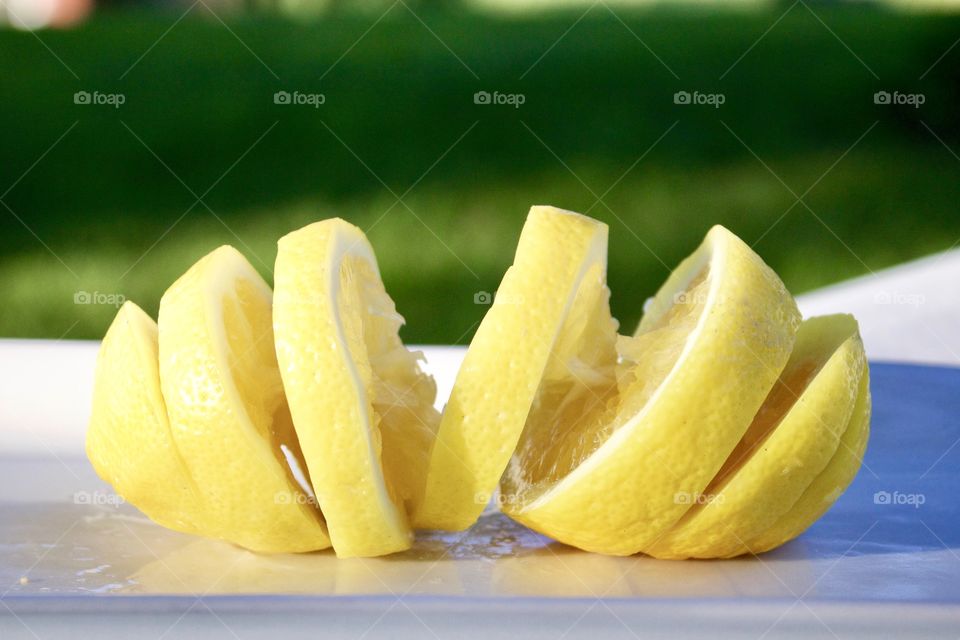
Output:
[
  {"xmin": 644, "ymin": 314, "xmax": 867, "ymax": 559},
  {"xmin": 273, "ymin": 219, "xmax": 440, "ymax": 557},
  {"xmin": 159, "ymin": 246, "xmax": 330, "ymax": 553},
  {"xmin": 86, "ymin": 302, "xmax": 204, "ymax": 535},
  {"xmin": 413, "ymin": 206, "xmax": 614, "ymax": 531},
  {"xmin": 501, "ymin": 225, "xmax": 801, "ymax": 555},
  {"xmin": 745, "ymin": 365, "xmax": 871, "ymax": 554}
]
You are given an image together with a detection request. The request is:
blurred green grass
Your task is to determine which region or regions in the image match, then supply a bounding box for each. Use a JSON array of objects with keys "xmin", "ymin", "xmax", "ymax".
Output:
[{"xmin": 1, "ymin": 5, "xmax": 959, "ymax": 343}]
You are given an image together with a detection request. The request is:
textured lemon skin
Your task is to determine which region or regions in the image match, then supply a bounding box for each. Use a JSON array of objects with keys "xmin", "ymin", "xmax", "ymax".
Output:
[
  {"xmin": 414, "ymin": 206, "xmax": 609, "ymax": 531},
  {"xmin": 504, "ymin": 225, "xmax": 801, "ymax": 555},
  {"xmin": 745, "ymin": 366, "xmax": 871, "ymax": 554},
  {"xmin": 274, "ymin": 219, "xmax": 426, "ymax": 558},
  {"xmin": 86, "ymin": 302, "xmax": 205, "ymax": 535},
  {"xmin": 159, "ymin": 246, "xmax": 330, "ymax": 553},
  {"xmin": 645, "ymin": 315, "xmax": 867, "ymax": 559}
]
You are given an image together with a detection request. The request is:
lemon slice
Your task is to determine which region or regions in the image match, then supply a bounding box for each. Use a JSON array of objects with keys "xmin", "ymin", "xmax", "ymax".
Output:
[
  {"xmin": 501, "ymin": 225, "xmax": 801, "ymax": 555},
  {"xmin": 273, "ymin": 219, "xmax": 440, "ymax": 557},
  {"xmin": 745, "ymin": 364, "xmax": 871, "ymax": 554},
  {"xmin": 86, "ymin": 302, "xmax": 204, "ymax": 535},
  {"xmin": 644, "ymin": 315, "xmax": 867, "ymax": 559},
  {"xmin": 413, "ymin": 206, "xmax": 614, "ymax": 531},
  {"xmin": 159, "ymin": 246, "xmax": 330, "ymax": 553}
]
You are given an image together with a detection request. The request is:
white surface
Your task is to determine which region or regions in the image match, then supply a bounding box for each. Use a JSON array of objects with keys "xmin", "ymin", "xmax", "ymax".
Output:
[
  {"xmin": 796, "ymin": 248, "xmax": 960, "ymax": 366},
  {"xmin": 0, "ymin": 339, "xmax": 100, "ymax": 456}
]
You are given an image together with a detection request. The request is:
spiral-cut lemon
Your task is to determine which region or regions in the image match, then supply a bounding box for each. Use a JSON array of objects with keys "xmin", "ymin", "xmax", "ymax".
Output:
[
  {"xmin": 500, "ymin": 225, "xmax": 802, "ymax": 555},
  {"xmin": 88, "ymin": 212, "xmax": 870, "ymax": 561},
  {"xmin": 274, "ymin": 219, "xmax": 440, "ymax": 557},
  {"xmin": 414, "ymin": 206, "xmax": 614, "ymax": 531}
]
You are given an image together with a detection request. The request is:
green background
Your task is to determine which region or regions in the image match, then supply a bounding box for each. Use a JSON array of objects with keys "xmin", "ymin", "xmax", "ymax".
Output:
[{"xmin": 1, "ymin": 5, "xmax": 958, "ymax": 344}]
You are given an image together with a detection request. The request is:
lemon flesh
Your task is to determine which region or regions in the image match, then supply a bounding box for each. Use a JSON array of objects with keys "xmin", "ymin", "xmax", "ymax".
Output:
[
  {"xmin": 159, "ymin": 246, "xmax": 330, "ymax": 553},
  {"xmin": 501, "ymin": 225, "xmax": 801, "ymax": 555},
  {"xmin": 414, "ymin": 206, "xmax": 613, "ymax": 531},
  {"xmin": 645, "ymin": 314, "xmax": 868, "ymax": 559},
  {"xmin": 274, "ymin": 219, "xmax": 440, "ymax": 557},
  {"xmin": 86, "ymin": 302, "xmax": 205, "ymax": 535}
]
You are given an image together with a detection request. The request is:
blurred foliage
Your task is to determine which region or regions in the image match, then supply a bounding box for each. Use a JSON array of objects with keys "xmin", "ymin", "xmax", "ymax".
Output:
[{"xmin": 1, "ymin": 5, "xmax": 959, "ymax": 343}]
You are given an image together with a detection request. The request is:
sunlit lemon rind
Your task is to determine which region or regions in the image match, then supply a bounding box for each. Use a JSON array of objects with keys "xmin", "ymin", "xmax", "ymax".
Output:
[
  {"xmin": 414, "ymin": 206, "xmax": 611, "ymax": 531},
  {"xmin": 86, "ymin": 302, "xmax": 205, "ymax": 535},
  {"xmin": 743, "ymin": 366, "xmax": 871, "ymax": 555},
  {"xmin": 644, "ymin": 314, "xmax": 867, "ymax": 559},
  {"xmin": 159, "ymin": 246, "xmax": 330, "ymax": 553},
  {"xmin": 275, "ymin": 219, "xmax": 439, "ymax": 557}
]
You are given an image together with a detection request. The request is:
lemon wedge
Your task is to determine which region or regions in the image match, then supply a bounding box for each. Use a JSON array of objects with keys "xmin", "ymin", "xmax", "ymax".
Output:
[
  {"xmin": 745, "ymin": 359, "xmax": 871, "ymax": 554},
  {"xmin": 644, "ymin": 314, "xmax": 867, "ymax": 559},
  {"xmin": 158, "ymin": 246, "xmax": 330, "ymax": 553},
  {"xmin": 501, "ymin": 225, "xmax": 802, "ymax": 555},
  {"xmin": 274, "ymin": 219, "xmax": 440, "ymax": 557},
  {"xmin": 414, "ymin": 206, "xmax": 614, "ymax": 531},
  {"xmin": 86, "ymin": 302, "xmax": 205, "ymax": 535}
]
